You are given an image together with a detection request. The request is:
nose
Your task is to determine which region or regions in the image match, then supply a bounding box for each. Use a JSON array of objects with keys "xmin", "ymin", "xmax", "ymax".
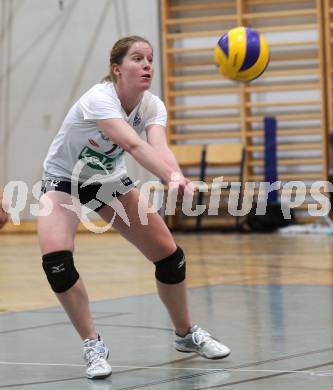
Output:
[{"xmin": 143, "ymin": 58, "xmax": 151, "ymax": 69}]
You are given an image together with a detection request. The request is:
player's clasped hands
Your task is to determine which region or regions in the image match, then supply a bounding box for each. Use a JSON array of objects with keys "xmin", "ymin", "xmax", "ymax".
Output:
[
  {"xmin": 0, "ymin": 196, "xmax": 8, "ymax": 229},
  {"xmin": 167, "ymin": 173, "xmax": 196, "ymax": 204}
]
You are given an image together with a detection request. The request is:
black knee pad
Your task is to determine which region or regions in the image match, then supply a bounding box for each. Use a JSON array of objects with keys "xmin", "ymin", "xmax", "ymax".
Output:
[
  {"xmin": 42, "ymin": 250, "xmax": 80, "ymax": 293},
  {"xmin": 154, "ymin": 246, "xmax": 186, "ymax": 284}
]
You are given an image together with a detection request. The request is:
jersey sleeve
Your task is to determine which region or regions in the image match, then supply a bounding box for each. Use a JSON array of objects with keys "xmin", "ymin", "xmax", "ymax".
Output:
[
  {"xmin": 79, "ymin": 89, "xmax": 123, "ymax": 121},
  {"xmin": 144, "ymin": 96, "xmax": 167, "ymax": 128}
]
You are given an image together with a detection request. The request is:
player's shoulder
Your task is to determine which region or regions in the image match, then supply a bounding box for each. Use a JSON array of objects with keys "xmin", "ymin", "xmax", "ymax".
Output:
[
  {"xmin": 79, "ymin": 83, "xmax": 119, "ymax": 107},
  {"xmin": 83, "ymin": 82, "xmax": 115, "ymax": 98},
  {"xmin": 141, "ymin": 90, "xmax": 165, "ymax": 110},
  {"xmin": 142, "ymin": 90, "xmax": 162, "ymax": 102}
]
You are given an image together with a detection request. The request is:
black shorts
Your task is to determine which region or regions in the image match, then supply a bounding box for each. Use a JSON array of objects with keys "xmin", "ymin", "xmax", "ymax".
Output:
[{"xmin": 40, "ymin": 176, "xmax": 135, "ymax": 212}]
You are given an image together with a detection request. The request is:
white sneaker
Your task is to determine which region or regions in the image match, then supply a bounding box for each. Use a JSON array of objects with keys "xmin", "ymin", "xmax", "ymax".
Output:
[
  {"xmin": 83, "ymin": 335, "xmax": 112, "ymax": 379},
  {"xmin": 174, "ymin": 325, "xmax": 231, "ymax": 360}
]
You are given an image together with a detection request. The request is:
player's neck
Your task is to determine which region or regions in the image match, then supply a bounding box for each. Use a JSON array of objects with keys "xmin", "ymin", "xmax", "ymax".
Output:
[{"xmin": 115, "ymin": 84, "xmax": 143, "ymax": 116}]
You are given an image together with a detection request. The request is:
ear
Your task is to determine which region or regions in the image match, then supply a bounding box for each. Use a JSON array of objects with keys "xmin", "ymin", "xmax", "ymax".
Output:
[{"xmin": 111, "ymin": 63, "xmax": 121, "ymax": 78}]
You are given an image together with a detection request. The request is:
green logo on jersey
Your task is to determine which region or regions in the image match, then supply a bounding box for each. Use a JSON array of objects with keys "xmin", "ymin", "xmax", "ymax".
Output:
[{"xmin": 78, "ymin": 146, "xmax": 115, "ymax": 171}]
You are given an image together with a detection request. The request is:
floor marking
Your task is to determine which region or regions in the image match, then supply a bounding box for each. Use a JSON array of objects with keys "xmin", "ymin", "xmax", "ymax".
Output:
[{"xmin": 0, "ymin": 361, "xmax": 331, "ymax": 376}]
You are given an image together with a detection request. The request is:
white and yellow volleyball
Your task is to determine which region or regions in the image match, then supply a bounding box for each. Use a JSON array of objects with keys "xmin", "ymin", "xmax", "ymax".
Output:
[{"xmin": 214, "ymin": 27, "xmax": 270, "ymax": 82}]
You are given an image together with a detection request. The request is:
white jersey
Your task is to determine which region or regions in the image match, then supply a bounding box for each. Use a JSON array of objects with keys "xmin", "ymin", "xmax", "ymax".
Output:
[{"xmin": 43, "ymin": 82, "xmax": 167, "ymax": 182}]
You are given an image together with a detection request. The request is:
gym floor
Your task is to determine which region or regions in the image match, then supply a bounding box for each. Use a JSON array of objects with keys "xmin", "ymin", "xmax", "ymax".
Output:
[{"xmin": 0, "ymin": 232, "xmax": 333, "ymax": 389}]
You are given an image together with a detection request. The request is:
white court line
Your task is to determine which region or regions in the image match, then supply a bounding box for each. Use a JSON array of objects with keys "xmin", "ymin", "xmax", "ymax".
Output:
[
  {"xmin": 0, "ymin": 361, "xmax": 331, "ymax": 376},
  {"xmin": 0, "ymin": 361, "xmax": 85, "ymax": 367}
]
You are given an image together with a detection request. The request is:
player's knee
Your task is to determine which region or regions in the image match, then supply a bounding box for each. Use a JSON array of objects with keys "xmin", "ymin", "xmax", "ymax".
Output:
[
  {"xmin": 42, "ymin": 250, "xmax": 79, "ymax": 293},
  {"xmin": 154, "ymin": 246, "xmax": 186, "ymax": 284}
]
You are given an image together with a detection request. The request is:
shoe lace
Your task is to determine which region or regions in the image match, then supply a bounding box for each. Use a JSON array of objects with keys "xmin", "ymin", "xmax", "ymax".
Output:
[
  {"xmin": 191, "ymin": 328, "xmax": 212, "ymax": 346},
  {"xmin": 85, "ymin": 348, "xmax": 100, "ymax": 366},
  {"xmin": 84, "ymin": 342, "xmax": 105, "ymax": 366}
]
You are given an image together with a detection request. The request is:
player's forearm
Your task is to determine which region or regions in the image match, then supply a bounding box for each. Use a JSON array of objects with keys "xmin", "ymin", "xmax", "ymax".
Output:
[
  {"xmin": 0, "ymin": 187, "xmax": 4, "ymax": 205},
  {"xmin": 155, "ymin": 147, "xmax": 183, "ymax": 175},
  {"xmin": 0, "ymin": 187, "xmax": 8, "ymax": 229},
  {"xmin": 128, "ymin": 141, "xmax": 176, "ymax": 184}
]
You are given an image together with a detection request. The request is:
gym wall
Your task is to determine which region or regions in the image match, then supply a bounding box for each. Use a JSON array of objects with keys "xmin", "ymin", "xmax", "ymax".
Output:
[{"xmin": 0, "ymin": 0, "xmax": 162, "ymax": 221}]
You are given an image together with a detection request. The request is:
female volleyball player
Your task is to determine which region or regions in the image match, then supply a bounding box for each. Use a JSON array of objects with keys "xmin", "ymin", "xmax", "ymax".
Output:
[{"xmin": 38, "ymin": 36, "xmax": 230, "ymax": 379}]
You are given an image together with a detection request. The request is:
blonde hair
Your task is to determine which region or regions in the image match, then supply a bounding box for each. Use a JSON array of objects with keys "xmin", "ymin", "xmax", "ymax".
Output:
[{"xmin": 102, "ymin": 35, "xmax": 152, "ymax": 83}]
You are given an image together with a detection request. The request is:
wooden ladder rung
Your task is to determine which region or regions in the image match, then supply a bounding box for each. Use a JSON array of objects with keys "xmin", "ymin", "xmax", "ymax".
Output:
[
  {"xmin": 269, "ymin": 40, "xmax": 319, "ymax": 47},
  {"xmin": 204, "ymin": 174, "xmax": 241, "ymax": 182},
  {"xmin": 248, "ymin": 23, "xmax": 319, "ymax": 34},
  {"xmin": 166, "ymin": 30, "xmax": 225, "ymax": 41},
  {"xmin": 246, "ymin": 100, "xmax": 321, "ymax": 108},
  {"xmin": 263, "ymin": 69, "xmax": 320, "ymax": 77},
  {"xmin": 170, "ymin": 117, "xmax": 241, "ymax": 126},
  {"xmin": 246, "ymin": 113, "xmax": 322, "ymax": 122},
  {"xmin": 169, "ymin": 103, "xmax": 240, "ymax": 112},
  {"xmin": 168, "ymin": 47, "xmax": 212, "ymax": 54},
  {"xmin": 169, "ymin": 1, "xmax": 235, "ymax": 12},
  {"xmin": 249, "ymin": 173, "xmax": 325, "ymax": 180},
  {"xmin": 169, "ymin": 86, "xmax": 239, "ymax": 97},
  {"xmin": 247, "ymin": 0, "xmax": 311, "ymax": 4},
  {"xmin": 245, "ymin": 82, "xmax": 320, "ymax": 93},
  {"xmin": 168, "ymin": 74, "xmax": 220, "ymax": 83},
  {"xmin": 169, "ymin": 132, "xmax": 241, "ymax": 141},
  {"xmin": 243, "ymin": 9, "xmax": 317, "ymax": 20},
  {"xmin": 168, "ymin": 68, "xmax": 319, "ymax": 83},
  {"xmin": 248, "ymin": 158, "xmax": 324, "ymax": 167},
  {"xmin": 253, "ymin": 188, "xmax": 326, "ymax": 196},
  {"xmin": 166, "ymin": 14, "xmax": 237, "ymax": 26},
  {"xmin": 173, "ymin": 61, "xmax": 223, "ymax": 69},
  {"xmin": 265, "ymin": 51, "xmax": 319, "ymax": 60},
  {"xmin": 246, "ymin": 128, "xmax": 322, "ymax": 137},
  {"xmin": 166, "ymin": 24, "xmax": 318, "ymax": 40},
  {"xmin": 247, "ymin": 143, "xmax": 323, "ymax": 152}
]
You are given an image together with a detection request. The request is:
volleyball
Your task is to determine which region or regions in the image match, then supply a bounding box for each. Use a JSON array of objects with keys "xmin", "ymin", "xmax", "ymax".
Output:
[{"xmin": 214, "ymin": 27, "xmax": 270, "ymax": 82}]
